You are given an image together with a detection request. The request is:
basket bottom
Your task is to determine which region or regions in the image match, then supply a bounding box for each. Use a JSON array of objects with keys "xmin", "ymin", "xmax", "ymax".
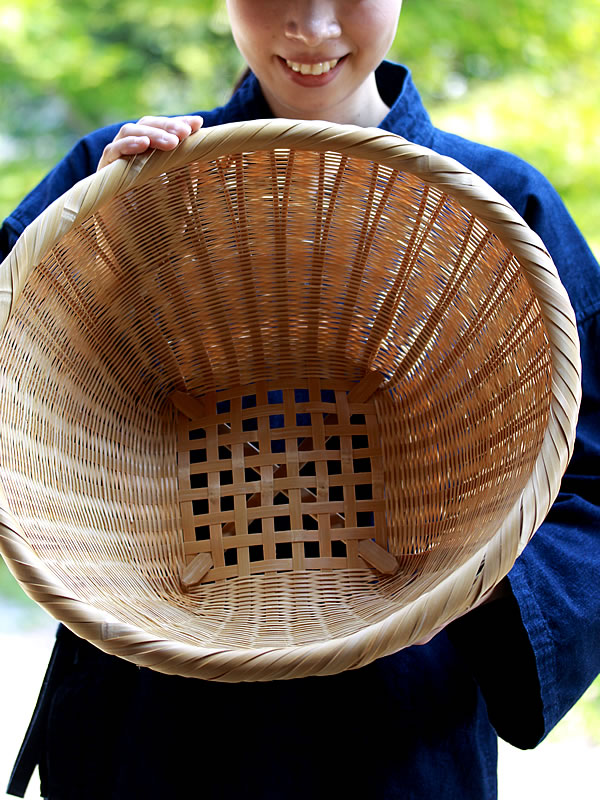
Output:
[{"xmin": 50, "ymin": 561, "xmax": 444, "ymax": 650}]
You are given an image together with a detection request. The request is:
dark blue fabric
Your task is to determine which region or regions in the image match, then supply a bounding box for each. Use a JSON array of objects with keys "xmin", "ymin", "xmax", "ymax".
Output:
[{"xmin": 3, "ymin": 62, "xmax": 599, "ymax": 800}]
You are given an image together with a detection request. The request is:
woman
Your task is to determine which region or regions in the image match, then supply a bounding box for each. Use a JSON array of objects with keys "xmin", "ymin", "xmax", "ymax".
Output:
[{"xmin": 3, "ymin": 2, "xmax": 600, "ymax": 798}]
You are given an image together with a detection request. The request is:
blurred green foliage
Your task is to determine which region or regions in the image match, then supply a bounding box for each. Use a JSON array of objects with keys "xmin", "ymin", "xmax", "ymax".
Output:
[
  {"xmin": 1, "ymin": 0, "xmax": 599, "ymax": 250},
  {"xmin": 432, "ymin": 76, "xmax": 600, "ymax": 256},
  {"xmin": 0, "ymin": 0, "xmax": 599, "ymax": 736}
]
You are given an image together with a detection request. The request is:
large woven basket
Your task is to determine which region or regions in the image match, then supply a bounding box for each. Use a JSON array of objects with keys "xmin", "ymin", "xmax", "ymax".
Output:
[{"xmin": 0, "ymin": 119, "xmax": 580, "ymax": 681}]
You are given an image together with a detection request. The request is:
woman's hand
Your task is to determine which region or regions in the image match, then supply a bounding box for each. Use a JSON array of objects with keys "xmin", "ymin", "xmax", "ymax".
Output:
[{"xmin": 97, "ymin": 115, "xmax": 204, "ymax": 171}]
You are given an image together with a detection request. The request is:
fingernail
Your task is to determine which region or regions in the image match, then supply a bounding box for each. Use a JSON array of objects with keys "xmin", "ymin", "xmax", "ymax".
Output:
[{"xmin": 167, "ymin": 124, "xmax": 190, "ymax": 136}]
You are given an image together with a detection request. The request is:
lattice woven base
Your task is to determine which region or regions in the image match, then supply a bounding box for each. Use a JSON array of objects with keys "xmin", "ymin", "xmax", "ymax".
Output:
[{"xmin": 176, "ymin": 378, "xmax": 386, "ymax": 582}]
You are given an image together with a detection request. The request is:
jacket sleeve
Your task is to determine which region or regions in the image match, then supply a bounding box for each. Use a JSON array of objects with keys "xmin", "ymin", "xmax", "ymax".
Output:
[
  {"xmin": 448, "ymin": 168, "xmax": 600, "ymax": 748},
  {"xmin": 0, "ymin": 124, "xmax": 123, "ymax": 261}
]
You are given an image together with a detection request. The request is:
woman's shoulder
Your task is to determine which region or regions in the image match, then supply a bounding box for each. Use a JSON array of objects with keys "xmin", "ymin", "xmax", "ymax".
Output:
[
  {"xmin": 1, "ymin": 110, "xmax": 220, "ymax": 258},
  {"xmin": 3, "ymin": 122, "xmax": 122, "ymax": 247},
  {"xmin": 1, "ymin": 77, "xmax": 263, "ymax": 260},
  {"xmin": 431, "ymin": 127, "xmax": 600, "ymax": 321},
  {"xmin": 431, "ymin": 127, "xmax": 554, "ymax": 216}
]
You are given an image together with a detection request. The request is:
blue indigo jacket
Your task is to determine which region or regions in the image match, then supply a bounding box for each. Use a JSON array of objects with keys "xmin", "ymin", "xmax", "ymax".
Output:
[{"xmin": 3, "ymin": 62, "xmax": 600, "ymax": 800}]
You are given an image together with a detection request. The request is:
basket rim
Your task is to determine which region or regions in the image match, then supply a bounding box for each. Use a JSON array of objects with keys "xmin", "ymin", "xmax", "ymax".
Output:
[{"xmin": 0, "ymin": 118, "xmax": 582, "ymax": 680}]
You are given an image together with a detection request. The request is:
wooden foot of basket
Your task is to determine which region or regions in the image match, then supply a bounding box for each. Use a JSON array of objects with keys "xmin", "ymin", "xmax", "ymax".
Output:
[{"xmin": 180, "ymin": 552, "xmax": 214, "ymax": 589}]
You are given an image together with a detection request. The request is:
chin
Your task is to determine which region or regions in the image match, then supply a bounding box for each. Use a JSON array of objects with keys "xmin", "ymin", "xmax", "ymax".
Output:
[{"xmin": 273, "ymin": 90, "xmax": 346, "ymax": 120}]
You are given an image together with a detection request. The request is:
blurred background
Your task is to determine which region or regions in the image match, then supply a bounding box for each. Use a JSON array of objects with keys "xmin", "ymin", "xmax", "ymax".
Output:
[{"xmin": 1, "ymin": 0, "xmax": 599, "ymax": 797}]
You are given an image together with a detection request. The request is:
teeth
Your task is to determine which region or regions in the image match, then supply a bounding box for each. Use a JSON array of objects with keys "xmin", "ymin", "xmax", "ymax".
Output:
[{"xmin": 286, "ymin": 58, "xmax": 339, "ymax": 75}]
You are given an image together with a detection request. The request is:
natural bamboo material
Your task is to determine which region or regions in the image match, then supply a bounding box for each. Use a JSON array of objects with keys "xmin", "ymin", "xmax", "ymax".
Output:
[{"xmin": 0, "ymin": 119, "xmax": 581, "ymax": 681}]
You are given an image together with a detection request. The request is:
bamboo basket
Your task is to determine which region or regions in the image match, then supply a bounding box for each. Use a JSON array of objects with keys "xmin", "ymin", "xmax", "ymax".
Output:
[{"xmin": 0, "ymin": 119, "xmax": 581, "ymax": 681}]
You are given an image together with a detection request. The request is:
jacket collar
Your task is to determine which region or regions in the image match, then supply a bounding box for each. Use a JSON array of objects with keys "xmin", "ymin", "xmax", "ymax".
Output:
[
  {"xmin": 220, "ymin": 61, "xmax": 434, "ymax": 147},
  {"xmin": 376, "ymin": 61, "xmax": 434, "ymax": 147}
]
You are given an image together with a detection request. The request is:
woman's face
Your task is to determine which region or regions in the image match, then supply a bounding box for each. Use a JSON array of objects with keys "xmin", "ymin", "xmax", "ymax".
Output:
[{"xmin": 226, "ymin": 0, "xmax": 402, "ymax": 126}]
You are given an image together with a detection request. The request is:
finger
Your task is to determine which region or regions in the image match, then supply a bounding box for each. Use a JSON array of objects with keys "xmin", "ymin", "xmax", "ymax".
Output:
[
  {"xmin": 136, "ymin": 115, "xmax": 204, "ymax": 140},
  {"xmin": 97, "ymin": 136, "xmax": 150, "ymax": 170},
  {"xmin": 97, "ymin": 116, "xmax": 204, "ymax": 171},
  {"xmin": 115, "ymin": 122, "xmax": 181, "ymax": 149},
  {"xmin": 97, "ymin": 126, "xmax": 181, "ymax": 172},
  {"xmin": 114, "ymin": 117, "xmax": 203, "ymax": 149}
]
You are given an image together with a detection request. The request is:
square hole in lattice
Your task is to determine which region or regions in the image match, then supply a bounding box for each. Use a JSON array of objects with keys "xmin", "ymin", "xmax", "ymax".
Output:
[
  {"xmin": 276, "ymin": 541, "xmax": 293, "ymax": 559},
  {"xmin": 249, "ymin": 544, "xmax": 264, "ymax": 562},
  {"xmin": 189, "ymin": 428, "xmax": 206, "ymax": 440},
  {"xmin": 302, "ymin": 514, "xmax": 319, "ymax": 530},
  {"xmin": 190, "ymin": 472, "xmax": 208, "ymax": 489},
  {"xmin": 352, "ymin": 434, "xmax": 369, "ymax": 449},
  {"xmin": 220, "ymin": 470, "xmax": 233, "ymax": 486},
  {"xmin": 190, "ymin": 448, "xmax": 207, "ymax": 464},
  {"xmin": 195, "ymin": 526, "xmax": 210, "ymax": 541},
  {"xmin": 357, "ymin": 511, "xmax": 374, "ymax": 527},
  {"xmin": 329, "ymin": 485, "xmax": 345, "ymax": 502},
  {"xmin": 224, "ymin": 548, "xmax": 237, "ymax": 566},
  {"xmin": 296, "ymin": 412, "xmax": 311, "ymax": 427},
  {"xmin": 355, "ymin": 483, "xmax": 373, "ymax": 501},
  {"xmin": 327, "ymin": 460, "xmax": 342, "ymax": 475},
  {"xmin": 353, "ymin": 458, "xmax": 371, "ymax": 474},
  {"xmin": 326, "ymin": 434, "xmax": 340, "ymax": 450},
  {"xmin": 242, "ymin": 416, "xmax": 258, "ymax": 432},
  {"xmin": 218, "ymin": 445, "xmax": 231, "ymax": 460},
  {"xmin": 220, "ymin": 495, "xmax": 235, "ymax": 512},
  {"xmin": 331, "ymin": 540, "xmax": 347, "ymax": 558},
  {"xmin": 242, "ymin": 394, "xmax": 257, "ymax": 408},
  {"xmin": 299, "ymin": 461, "xmax": 316, "ymax": 477},
  {"xmin": 193, "ymin": 498, "xmax": 209, "ymax": 516},
  {"xmin": 269, "ymin": 414, "xmax": 283, "ymax": 431},
  {"xmin": 245, "ymin": 466, "xmax": 260, "ymax": 482},
  {"xmin": 248, "ymin": 518, "xmax": 263, "ymax": 534},
  {"xmin": 304, "ymin": 541, "xmax": 320, "ymax": 558},
  {"xmin": 350, "ymin": 413, "xmax": 366, "ymax": 425},
  {"xmin": 320, "ymin": 389, "xmax": 335, "ymax": 403},
  {"xmin": 216, "ymin": 398, "xmax": 230, "ymax": 414},
  {"xmin": 274, "ymin": 514, "xmax": 291, "ymax": 531}
]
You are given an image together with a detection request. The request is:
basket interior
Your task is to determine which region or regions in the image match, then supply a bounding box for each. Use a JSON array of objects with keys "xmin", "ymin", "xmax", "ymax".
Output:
[{"xmin": 0, "ymin": 148, "xmax": 552, "ymax": 649}]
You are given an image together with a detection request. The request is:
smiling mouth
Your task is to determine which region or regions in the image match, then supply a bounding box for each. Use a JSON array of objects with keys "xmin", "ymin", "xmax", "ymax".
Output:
[{"xmin": 284, "ymin": 57, "xmax": 344, "ymax": 76}]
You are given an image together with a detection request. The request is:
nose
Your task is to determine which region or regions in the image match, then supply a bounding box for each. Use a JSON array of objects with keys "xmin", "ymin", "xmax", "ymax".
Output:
[{"xmin": 284, "ymin": 1, "xmax": 342, "ymax": 46}]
